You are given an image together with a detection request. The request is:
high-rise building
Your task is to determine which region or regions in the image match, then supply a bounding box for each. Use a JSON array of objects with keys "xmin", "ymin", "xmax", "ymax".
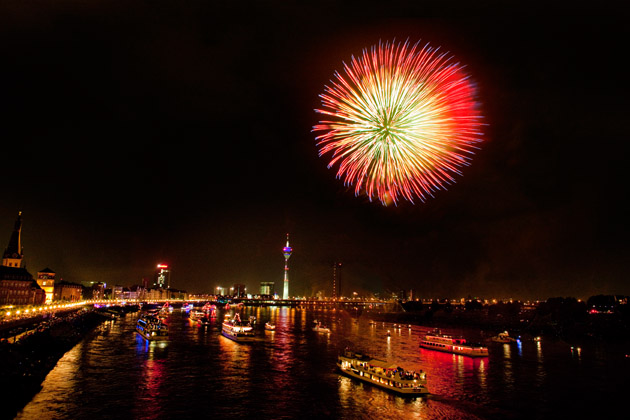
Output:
[
  {"xmin": 155, "ymin": 263, "xmax": 170, "ymax": 289},
  {"xmin": 260, "ymin": 281, "xmax": 275, "ymax": 296},
  {"xmin": 332, "ymin": 262, "xmax": 342, "ymax": 299},
  {"xmin": 233, "ymin": 283, "xmax": 246, "ymax": 297},
  {"xmin": 282, "ymin": 234, "xmax": 292, "ymax": 299}
]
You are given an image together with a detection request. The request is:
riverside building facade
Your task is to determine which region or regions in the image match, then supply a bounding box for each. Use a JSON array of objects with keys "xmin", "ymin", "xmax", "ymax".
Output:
[{"xmin": 0, "ymin": 212, "xmax": 45, "ymax": 305}]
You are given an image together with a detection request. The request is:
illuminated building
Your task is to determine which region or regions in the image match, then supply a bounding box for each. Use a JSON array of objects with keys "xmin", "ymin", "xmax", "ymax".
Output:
[
  {"xmin": 111, "ymin": 285, "xmax": 124, "ymax": 300},
  {"xmin": 155, "ymin": 263, "xmax": 170, "ymax": 289},
  {"xmin": 81, "ymin": 281, "xmax": 106, "ymax": 300},
  {"xmin": 282, "ymin": 234, "xmax": 292, "ymax": 299},
  {"xmin": 233, "ymin": 283, "xmax": 246, "ymax": 297},
  {"xmin": 92, "ymin": 282, "xmax": 106, "ymax": 300},
  {"xmin": 36, "ymin": 268, "xmax": 56, "ymax": 303},
  {"xmin": 53, "ymin": 281, "xmax": 82, "ymax": 302},
  {"xmin": 332, "ymin": 262, "xmax": 342, "ymax": 299},
  {"xmin": 0, "ymin": 211, "xmax": 45, "ymax": 305},
  {"xmin": 260, "ymin": 281, "xmax": 274, "ymax": 296}
]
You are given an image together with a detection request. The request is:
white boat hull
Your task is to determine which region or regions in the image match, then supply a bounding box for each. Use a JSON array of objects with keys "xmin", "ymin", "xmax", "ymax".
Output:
[
  {"xmin": 419, "ymin": 341, "xmax": 488, "ymax": 357},
  {"xmin": 221, "ymin": 329, "xmax": 255, "ymax": 342},
  {"xmin": 337, "ymin": 363, "xmax": 428, "ymax": 395}
]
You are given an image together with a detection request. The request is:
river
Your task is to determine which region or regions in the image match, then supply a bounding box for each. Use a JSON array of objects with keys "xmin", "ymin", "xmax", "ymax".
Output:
[{"xmin": 13, "ymin": 307, "xmax": 629, "ymax": 419}]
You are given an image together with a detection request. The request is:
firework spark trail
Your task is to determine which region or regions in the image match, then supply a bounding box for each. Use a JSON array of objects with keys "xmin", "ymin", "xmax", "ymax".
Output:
[{"xmin": 314, "ymin": 40, "xmax": 484, "ymax": 205}]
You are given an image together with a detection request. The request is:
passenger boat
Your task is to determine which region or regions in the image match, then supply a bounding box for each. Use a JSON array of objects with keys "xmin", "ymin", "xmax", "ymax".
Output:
[
  {"xmin": 189, "ymin": 310, "xmax": 211, "ymax": 325},
  {"xmin": 221, "ymin": 313, "xmax": 255, "ymax": 342},
  {"xmin": 491, "ymin": 331, "xmax": 517, "ymax": 343},
  {"xmin": 419, "ymin": 328, "xmax": 488, "ymax": 357},
  {"xmin": 136, "ymin": 315, "xmax": 169, "ymax": 341},
  {"xmin": 265, "ymin": 322, "xmax": 276, "ymax": 330},
  {"xmin": 337, "ymin": 350, "xmax": 428, "ymax": 395},
  {"xmin": 312, "ymin": 321, "xmax": 331, "ymax": 333}
]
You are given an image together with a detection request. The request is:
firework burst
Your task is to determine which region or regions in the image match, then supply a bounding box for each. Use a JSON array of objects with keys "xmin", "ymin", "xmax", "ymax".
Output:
[{"xmin": 313, "ymin": 40, "xmax": 484, "ymax": 205}]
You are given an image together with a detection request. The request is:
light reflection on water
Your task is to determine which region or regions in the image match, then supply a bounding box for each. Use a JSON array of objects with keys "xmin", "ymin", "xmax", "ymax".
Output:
[{"xmin": 14, "ymin": 309, "xmax": 630, "ymax": 420}]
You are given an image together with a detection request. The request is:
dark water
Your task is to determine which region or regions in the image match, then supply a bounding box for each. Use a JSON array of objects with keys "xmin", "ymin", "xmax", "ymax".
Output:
[{"xmin": 14, "ymin": 308, "xmax": 629, "ymax": 419}]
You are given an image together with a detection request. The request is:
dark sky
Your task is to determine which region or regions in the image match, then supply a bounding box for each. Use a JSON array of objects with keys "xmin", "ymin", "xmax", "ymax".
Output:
[{"xmin": 1, "ymin": 1, "xmax": 628, "ymax": 300}]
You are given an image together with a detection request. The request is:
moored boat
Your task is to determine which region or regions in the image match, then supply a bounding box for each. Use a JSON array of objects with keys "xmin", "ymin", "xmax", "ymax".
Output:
[
  {"xmin": 221, "ymin": 313, "xmax": 255, "ymax": 342},
  {"xmin": 419, "ymin": 328, "xmax": 488, "ymax": 357},
  {"xmin": 136, "ymin": 315, "xmax": 169, "ymax": 341},
  {"xmin": 337, "ymin": 350, "xmax": 428, "ymax": 395},
  {"xmin": 491, "ymin": 331, "xmax": 517, "ymax": 343},
  {"xmin": 265, "ymin": 322, "xmax": 276, "ymax": 330}
]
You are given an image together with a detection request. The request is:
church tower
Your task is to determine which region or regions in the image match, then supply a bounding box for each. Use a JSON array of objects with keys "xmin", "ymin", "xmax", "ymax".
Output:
[{"xmin": 2, "ymin": 211, "xmax": 24, "ymax": 268}]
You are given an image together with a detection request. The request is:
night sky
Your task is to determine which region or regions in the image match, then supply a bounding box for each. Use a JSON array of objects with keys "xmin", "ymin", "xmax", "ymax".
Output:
[{"xmin": 1, "ymin": 1, "xmax": 627, "ymax": 300}]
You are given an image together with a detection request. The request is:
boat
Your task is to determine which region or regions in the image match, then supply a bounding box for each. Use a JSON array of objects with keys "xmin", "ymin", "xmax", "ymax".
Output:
[
  {"xmin": 419, "ymin": 328, "xmax": 488, "ymax": 357},
  {"xmin": 491, "ymin": 331, "xmax": 517, "ymax": 343},
  {"xmin": 189, "ymin": 310, "xmax": 211, "ymax": 325},
  {"xmin": 201, "ymin": 302, "xmax": 216, "ymax": 311},
  {"xmin": 136, "ymin": 315, "xmax": 169, "ymax": 341},
  {"xmin": 265, "ymin": 322, "xmax": 276, "ymax": 330},
  {"xmin": 221, "ymin": 313, "xmax": 255, "ymax": 342},
  {"xmin": 313, "ymin": 321, "xmax": 331, "ymax": 333},
  {"xmin": 337, "ymin": 349, "xmax": 428, "ymax": 395}
]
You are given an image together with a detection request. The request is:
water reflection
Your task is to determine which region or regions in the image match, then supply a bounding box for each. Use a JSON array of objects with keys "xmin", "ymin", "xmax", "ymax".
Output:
[
  {"xmin": 337, "ymin": 378, "xmax": 429, "ymax": 419},
  {"xmin": 15, "ymin": 310, "xmax": 630, "ymax": 420},
  {"xmin": 134, "ymin": 334, "xmax": 168, "ymax": 359},
  {"xmin": 133, "ymin": 357, "xmax": 166, "ymax": 419},
  {"xmin": 502, "ymin": 344, "xmax": 515, "ymax": 391},
  {"xmin": 418, "ymin": 347, "xmax": 488, "ymax": 401},
  {"xmin": 15, "ymin": 342, "xmax": 85, "ymax": 419}
]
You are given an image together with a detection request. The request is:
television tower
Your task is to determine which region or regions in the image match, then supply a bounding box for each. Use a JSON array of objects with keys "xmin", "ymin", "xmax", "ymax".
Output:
[
  {"xmin": 282, "ymin": 233, "xmax": 292, "ymax": 299},
  {"xmin": 332, "ymin": 262, "xmax": 342, "ymax": 299}
]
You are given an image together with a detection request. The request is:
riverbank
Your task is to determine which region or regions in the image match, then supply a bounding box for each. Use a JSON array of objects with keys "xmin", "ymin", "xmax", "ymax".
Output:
[
  {"xmin": 358, "ymin": 307, "xmax": 630, "ymax": 345},
  {"xmin": 0, "ymin": 309, "xmax": 112, "ymax": 420}
]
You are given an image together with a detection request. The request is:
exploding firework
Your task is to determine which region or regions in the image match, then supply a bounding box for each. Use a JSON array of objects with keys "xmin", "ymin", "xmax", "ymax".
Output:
[{"xmin": 313, "ymin": 40, "xmax": 484, "ymax": 205}]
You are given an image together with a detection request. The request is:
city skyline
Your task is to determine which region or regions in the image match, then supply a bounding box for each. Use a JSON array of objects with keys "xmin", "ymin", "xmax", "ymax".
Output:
[{"xmin": 1, "ymin": 2, "xmax": 627, "ymax": 300}]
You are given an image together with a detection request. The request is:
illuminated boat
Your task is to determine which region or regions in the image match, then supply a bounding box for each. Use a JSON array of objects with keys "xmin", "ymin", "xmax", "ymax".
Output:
[
  {"xmin": 136, "ymin": 315, "xmax": 169, "ymax": 341},
  {"xmin": 419, "ymin": 328, "xmax": 488, "ymax": 357},
  {"xmin": 337, "ymin": 350, "xmax": 428, "ymax": 395},
  {"xmin": 265, "ymin": 322, "xmax": 276, "ymax": 330},
  {"xmin": 312, "ymin": 321, "xmax": 331, "ymax": 333},
  {"xmin": 189, "ymin": 310, "xmax": 211, "ymax": 325},
  {"xmin": 491, "ymin": 331, "xmax": 517, "ymax": 343},
  {"xmin": 221, "ymin": 313, "xmax": 255, "ymax": 342}
]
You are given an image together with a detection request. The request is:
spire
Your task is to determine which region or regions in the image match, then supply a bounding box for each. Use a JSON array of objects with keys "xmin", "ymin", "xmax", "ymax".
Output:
[{"xmin": 3, "ymin": 211, "xmax": 24, "ymax": 268}]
